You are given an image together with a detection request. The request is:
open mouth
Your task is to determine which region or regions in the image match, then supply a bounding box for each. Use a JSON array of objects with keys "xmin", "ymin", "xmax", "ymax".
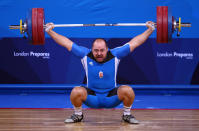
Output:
[{"xmin": 96, "ymin": 57, "xmax": 103, "ymax": 61}]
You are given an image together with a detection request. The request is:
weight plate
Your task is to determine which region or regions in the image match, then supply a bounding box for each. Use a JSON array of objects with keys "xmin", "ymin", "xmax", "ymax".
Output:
[
  {"xmin": 162, "ymin": 6, "xmax": 168, "ymax": 43},
  {"xmin": 37, "ymin": 8, "xmax": 45, "ymax": 45},
  {"xmin": 32, "ymin": 8, "xmax": 38, "ymax": 45},
  {"xmin": 168, "ymin": 6, "xmax": 172, "ymax": 42},
  {"xmin": 157, "ymin": 6, "xmax": 163, "ymax": 43},
  {"xmin": 27, "ymin": 9, "xmax": 32, "ymax": 43}
]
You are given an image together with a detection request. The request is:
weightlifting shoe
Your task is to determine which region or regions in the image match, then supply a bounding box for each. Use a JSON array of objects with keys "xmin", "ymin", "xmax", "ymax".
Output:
[
  {"xmin": 64, "ymin": 114, "xmax": 83, "ymax": 123},
  {"xmin": 122, "ymin": 114, "xmax": 139, "ymax": 124}
]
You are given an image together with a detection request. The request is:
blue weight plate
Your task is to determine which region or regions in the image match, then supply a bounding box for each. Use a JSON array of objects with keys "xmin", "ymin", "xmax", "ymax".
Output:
[
  {"xmin": 26, "ymin": 8, "xmax": 32, "ymax": 43},
  {"xmin": 168, "ymin": 6, "xmax": 172, "ymax": 42}
]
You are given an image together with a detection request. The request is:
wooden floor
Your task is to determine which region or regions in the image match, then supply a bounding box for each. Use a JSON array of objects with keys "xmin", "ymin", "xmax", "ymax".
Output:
[{"xmin": 0, "ymin": 109, "xmax": 198, "ymax": 131}]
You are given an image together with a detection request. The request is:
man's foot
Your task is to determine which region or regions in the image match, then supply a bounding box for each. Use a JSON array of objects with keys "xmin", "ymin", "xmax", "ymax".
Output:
[
  {"xmin": 64, "ymin": 114, "xmax": 83, "ymax": 123},
  {"xmin": 122, "ymin": 114, "xmax": 139, "ymax": 124}
]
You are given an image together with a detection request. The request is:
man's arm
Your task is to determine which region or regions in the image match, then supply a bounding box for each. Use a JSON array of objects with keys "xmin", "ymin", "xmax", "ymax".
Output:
[
  {"xmin": 129, "ymin": 21, "xmax": 155, "ymax": 52},
  {"xmin": 45, "ymin": 23, "xmax": 73, "ymax": 51}
]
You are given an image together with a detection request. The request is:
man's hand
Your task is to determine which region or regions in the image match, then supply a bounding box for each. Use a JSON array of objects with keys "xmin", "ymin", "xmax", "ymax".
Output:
[
  {"xmin": 146, "ymin": 21, "xmax": 155, "ymax": 31},
  {"xmin": 128, "ymin": 21, "xmax": 155, "ymax": 52},
  {"xmin": 45, "ymin": 22, "xmax": 73, "ymax": 51},
  {"xmin": 45, "ymin": 23, "xmax": 54, "ymax": 33}
]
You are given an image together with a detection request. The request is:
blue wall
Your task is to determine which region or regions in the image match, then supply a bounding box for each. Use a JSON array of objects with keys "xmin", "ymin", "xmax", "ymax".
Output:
[
  {"xmin": 0, "ymin": 0, "xmax": 199, "ymax": 85},
  {"xmin": 1, "ymin": 0, "xmax": 199, "ymax": 38}
]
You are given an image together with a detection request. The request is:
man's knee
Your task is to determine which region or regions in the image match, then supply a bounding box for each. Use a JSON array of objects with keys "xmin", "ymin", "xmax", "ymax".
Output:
[
  {"xmin": 71, "ymin": 86, "xmax": 87, "ymax": 98},
  {"xmin": 118, "ymin": 85, "xmax": 135, "ymax": 98}
]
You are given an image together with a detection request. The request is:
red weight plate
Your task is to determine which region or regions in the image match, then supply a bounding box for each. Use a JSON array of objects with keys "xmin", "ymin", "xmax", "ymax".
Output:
[
  {"xmin": 162, "ymin": 6, "xmax": 168, "ymax": 43},
  {"xmin": 32, "ymin": 8, "xmax": 38, "ymax": 45},
  {"xmin": 157, "ymin": 6, "xmax": 163, "ymax": 43},
  {"xmin": 37, "ymin": 8, "xmax": 45, "ymax": 45}
]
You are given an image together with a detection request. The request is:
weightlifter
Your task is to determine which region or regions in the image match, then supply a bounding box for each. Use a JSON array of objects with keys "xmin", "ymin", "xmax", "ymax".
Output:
[{"xmin": 45, "ymin": 21, "xmax": 155, "ymax": 124}]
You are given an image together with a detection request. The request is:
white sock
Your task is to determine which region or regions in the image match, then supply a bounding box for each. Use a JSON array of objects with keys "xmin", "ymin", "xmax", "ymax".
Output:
[
  {"xmin": 74, "ymin": 106, "xmax": 82, "ymax": 115},
  {"xmin": 123, "ymin": 105, "xmax": 132, "ymax": 115}
]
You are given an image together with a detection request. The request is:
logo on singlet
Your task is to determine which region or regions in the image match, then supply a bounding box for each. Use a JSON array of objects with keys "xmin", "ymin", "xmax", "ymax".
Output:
[
  {"xmin": 89, "ymin": 62, "xmax": 93, "ymax": 66},
  {"xmin": 99, "ymin": 71, "xmax": 103, "ymax": 78}
]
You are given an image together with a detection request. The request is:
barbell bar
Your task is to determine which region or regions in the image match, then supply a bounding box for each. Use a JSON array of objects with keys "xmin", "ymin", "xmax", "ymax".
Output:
[
  {"xmin": 9, "ymin": 6, "xmax": 191, "ymax": 45},
  {"xmin": 9, "ymin": 22, "xmax": 191, "ymax": 28}
]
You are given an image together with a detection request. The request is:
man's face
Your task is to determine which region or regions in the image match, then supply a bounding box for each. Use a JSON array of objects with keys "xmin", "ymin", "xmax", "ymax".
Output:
[{"xmin": 92, "ymin": 39, "xmax": 108, "ymax": 63}]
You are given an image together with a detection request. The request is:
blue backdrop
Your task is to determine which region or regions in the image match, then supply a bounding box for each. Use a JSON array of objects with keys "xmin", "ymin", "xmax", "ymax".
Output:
[{"xmin": 0, "ymin": 0, "xmax": 199, "ymax": 85}]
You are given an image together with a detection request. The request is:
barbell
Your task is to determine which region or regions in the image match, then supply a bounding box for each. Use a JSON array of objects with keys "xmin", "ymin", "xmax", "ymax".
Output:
[{"xmin": 9, "ymin": 6, "xmax": 191, "ymax": 45}]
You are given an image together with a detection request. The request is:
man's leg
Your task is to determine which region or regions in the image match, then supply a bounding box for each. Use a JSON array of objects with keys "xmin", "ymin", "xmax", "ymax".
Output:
[
  {"xmin": 117, "ymin": 85, "xmax": 139, "ymax": 124},
  {"xmin": 70, "ymin": 86, "xmax": 87, "ymax": 107},
  {"xmin": 65, "ymin": 86, "xmax": 87, "ymax": 123}
]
